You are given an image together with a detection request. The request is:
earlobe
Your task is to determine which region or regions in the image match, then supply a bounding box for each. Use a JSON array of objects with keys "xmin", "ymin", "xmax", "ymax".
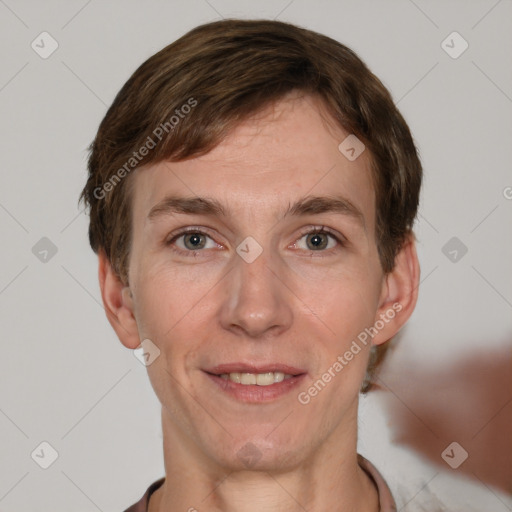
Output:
[
  {"xmin": 98, "ymin": 250, "xmax": 141, "ymax": 349},
  {"xmin": 372, "ymin": 234, "xmax": 420, "ymax": 346}
]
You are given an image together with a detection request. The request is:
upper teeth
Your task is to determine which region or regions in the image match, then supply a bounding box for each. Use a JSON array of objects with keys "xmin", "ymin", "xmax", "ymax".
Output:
[{"xmin": 220, "ymin": 372, "xmax": 293, "ymax": 386}]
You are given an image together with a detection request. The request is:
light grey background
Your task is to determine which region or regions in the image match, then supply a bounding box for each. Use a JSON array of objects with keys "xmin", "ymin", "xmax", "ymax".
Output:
[{"xmin": 0, "ymin": 0, "xmax": 511, "ymax": 510}]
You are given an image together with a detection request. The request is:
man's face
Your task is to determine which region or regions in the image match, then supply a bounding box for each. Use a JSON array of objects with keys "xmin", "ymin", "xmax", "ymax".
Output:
[{"xmin": 124, "ymin": 94, "xmax": 388, "ymax": 470}]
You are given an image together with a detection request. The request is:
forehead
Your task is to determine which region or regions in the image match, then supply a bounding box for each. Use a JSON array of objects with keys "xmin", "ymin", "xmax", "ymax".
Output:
[{"xmin": 131, "ymin": 94, "xmax": 375, "ymax": 228}]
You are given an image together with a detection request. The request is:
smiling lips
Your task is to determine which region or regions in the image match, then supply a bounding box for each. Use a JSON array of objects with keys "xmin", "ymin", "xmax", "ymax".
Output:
[
  {"xmin": 220, "ymin": 371, "xmax": 292, "ymax": 386},
  {"xmin": 205, "ymin": 363, "xmax": 306, "ymax": 387}
]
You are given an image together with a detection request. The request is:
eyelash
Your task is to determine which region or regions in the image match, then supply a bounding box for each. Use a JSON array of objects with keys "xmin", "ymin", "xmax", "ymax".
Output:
[{"xmin": 165, "ymin": 226, "xmax": 345, "ymax": 258}]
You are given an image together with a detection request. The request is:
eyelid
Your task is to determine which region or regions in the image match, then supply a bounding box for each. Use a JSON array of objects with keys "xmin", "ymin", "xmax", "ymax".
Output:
[
  {"xmin": 296, "ymin": 225, "xmax": 345, "ymax": 242},
  {"xmin": 165, "ymin": 225, "xmax": 216, "ymax": 242}
]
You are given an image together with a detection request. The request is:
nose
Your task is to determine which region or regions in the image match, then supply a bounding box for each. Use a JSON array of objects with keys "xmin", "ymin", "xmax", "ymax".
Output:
[{"xmin": 219, "ymin": 245, "xmax": 294, "ymax": 339}]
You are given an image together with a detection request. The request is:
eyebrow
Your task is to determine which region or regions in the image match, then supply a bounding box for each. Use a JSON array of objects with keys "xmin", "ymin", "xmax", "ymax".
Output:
[{"xmin": 147, "ymin": 194, "xmax": 365, "ymax": 228}]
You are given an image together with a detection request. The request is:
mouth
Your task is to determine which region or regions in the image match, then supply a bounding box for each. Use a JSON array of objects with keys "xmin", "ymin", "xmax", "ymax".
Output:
[
  {"xmin": 218, "ymin": 371, "xmax": 294, "ymax": 385},
  {"xmin": 203, "ymin": 363, "xmax": 307, "ymax": 402}
]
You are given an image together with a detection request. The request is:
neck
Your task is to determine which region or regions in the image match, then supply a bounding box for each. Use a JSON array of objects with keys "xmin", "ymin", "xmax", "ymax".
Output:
[{"xmin": 149, "ymin": 402, "xmax": 379, "ymax": 512}]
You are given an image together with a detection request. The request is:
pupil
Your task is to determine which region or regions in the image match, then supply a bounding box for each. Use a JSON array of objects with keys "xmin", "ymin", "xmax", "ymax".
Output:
[
  {"xmin": 309, "ymin": 233, "xmax": 326, "ymax": 250},
  {"xmin": 186, "ymin": 233, "xmax": 204, "ymax": 249}
]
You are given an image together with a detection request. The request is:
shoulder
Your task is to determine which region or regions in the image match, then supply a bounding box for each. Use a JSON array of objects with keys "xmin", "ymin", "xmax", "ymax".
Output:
[
  {"xmin": 123, "ymin": 477, "xmax": 165, "ymax": 512},
  {"xmin": 358, "ymin": 454, "xmax": 397, "ymax": 512}
]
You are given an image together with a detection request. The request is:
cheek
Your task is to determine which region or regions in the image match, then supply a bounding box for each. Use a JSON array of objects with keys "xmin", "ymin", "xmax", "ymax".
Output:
[
  {"xmin": 132, "ymin": 257, "xmax": 218, "ymax": 337},
  {"xmin": 291, "ymin": 261, "xmax": 381, "ymax": 337}
]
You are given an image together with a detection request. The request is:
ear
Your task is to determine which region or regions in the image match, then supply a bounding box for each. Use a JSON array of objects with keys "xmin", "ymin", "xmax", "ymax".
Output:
[
  {"xmin": 98, "ymin": 249, "xmax": 141, "ymax": 349},
  {"xmin": 371, "ymin": 233, "xmax": 420, "ymax": 346}
]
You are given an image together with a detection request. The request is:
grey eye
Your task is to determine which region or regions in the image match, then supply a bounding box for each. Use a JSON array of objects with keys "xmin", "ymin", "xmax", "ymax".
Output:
[
  {"xmin": 183, "ymin": 233, "xmax": 207, "ymax": 250},
  {"xmin": 306, "ymin": 233, "xmax": 329, "ymax": 250}
]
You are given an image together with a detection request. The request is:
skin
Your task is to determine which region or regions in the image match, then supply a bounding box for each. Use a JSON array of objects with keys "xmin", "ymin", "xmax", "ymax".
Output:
[{"xmin": 99, "ymin": 93, "xmax": 420, "ymax": 512}]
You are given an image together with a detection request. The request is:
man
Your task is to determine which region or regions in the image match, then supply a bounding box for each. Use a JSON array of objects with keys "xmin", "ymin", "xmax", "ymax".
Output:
[{"xmin": 80, "ymin": 19, "xmax": 421, "ymax": 511}]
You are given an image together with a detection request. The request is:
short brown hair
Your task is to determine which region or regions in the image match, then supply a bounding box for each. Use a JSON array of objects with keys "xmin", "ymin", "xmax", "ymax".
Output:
[{"xmin": 79, "ymin": 19, "xmax": 422, "ymax": 392}]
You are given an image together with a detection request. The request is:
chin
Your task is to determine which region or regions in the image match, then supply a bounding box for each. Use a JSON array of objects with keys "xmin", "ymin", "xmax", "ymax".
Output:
[{"xmin": 212, "ymin": 437, "xmax": 306, "ymax": 473}]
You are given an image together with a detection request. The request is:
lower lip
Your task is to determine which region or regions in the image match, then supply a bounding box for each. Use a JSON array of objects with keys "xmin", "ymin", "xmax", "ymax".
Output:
[{"xmin": 204, "ymin": 372, "xmax": 307, "ymax": 403}]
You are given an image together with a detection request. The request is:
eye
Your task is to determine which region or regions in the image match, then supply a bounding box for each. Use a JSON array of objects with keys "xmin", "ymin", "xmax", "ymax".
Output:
[
  {"xmin": 165, "ymin": 225, "xmax": 344, "ymax": 258},
  {"xmin": 293, "ymin": 227, "xmax": 343, "ymax": 252},
  {"xmin": 166, "ymin": 228, "xmax": 219, "ymax": 256}
]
